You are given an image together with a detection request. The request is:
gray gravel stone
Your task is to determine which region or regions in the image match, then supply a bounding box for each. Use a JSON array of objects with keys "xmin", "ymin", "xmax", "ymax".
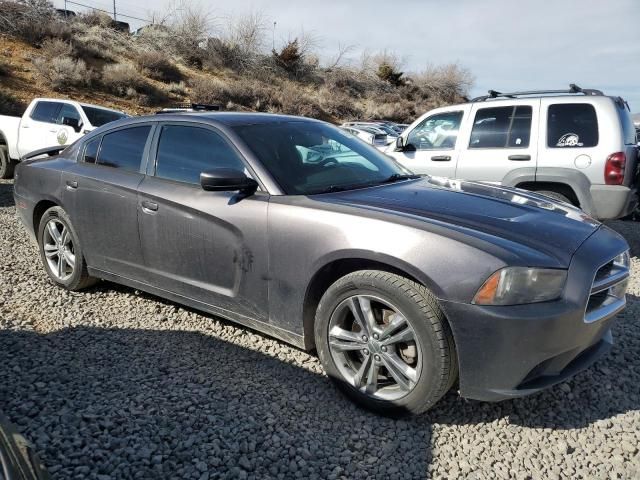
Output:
[{"xmin": 0, "ymin": 179, "xmax": 639, "ymax": 479}]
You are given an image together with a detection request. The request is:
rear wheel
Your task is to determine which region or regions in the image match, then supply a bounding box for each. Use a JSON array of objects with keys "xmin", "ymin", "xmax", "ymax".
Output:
[
  {"xmin": 314, "ymin": 270, "xmax": 457, "ymax": 415},
  {"xmin": 0, "ymin": 146, "xmax": 16, "ymax": 179},
  {"xmin": 37, "ymin": 206, "xmax": 97, "ymax": 290}
]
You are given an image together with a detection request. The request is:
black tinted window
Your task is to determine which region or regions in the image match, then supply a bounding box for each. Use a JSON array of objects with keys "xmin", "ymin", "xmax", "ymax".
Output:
[
  {"xmin": 97, "ymin": 126, "xmax": 150, "ymax": 172},
  {"xmin": 547, "ymin": 104, "xmax": 598, "ymax": 148},
  {"xmin": 81, "ymin": 106, "xmax": 127, "ymax": 127},
  {"xmin": 31, "ymin": 101, "xmax": 63, "ymax": 124},
  {"xmin": 83, "ymin": 137, "xmax": 100, "ymax": 163},
  {"xmin": 156, "ymin": 126, "xmax": 246, "ymax": 184},
  {"xmin": 469, "ymin": 106, "xmax": 532, "ymax": 148}
]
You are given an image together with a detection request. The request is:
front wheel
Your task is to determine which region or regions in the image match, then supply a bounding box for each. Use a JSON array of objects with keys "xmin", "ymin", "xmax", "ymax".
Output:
[
  {"xmin": 314, "ymin": 270, "xmax": 457, "ymax": 415},
  {"xmin": 37, "ymin": 206, "xmax": 97, "ymax": 291}
]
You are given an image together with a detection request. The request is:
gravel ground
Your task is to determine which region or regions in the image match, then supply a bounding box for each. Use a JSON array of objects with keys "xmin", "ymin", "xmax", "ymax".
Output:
[{"xmin": 0, "ymin": 178, "xmax": 639, "ymax": 479}]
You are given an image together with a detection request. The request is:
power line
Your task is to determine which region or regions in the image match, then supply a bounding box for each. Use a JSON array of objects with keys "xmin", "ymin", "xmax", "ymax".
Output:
[{"xmin": 64, "ymin": 0, "xmax": 153, "ymax": 24}]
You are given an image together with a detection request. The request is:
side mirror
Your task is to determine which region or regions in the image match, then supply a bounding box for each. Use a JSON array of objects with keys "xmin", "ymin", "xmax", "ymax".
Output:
[
  {"xmin": 62, "ymin": 117, "xmax": 81, "ymax": 133},
  {"xmin": 200, "ymin": 168, "xmax": 258, "ymax": 194},
  {"xmin": 394, "ymin": 136, "xmax": 405, "ymax": 152}
]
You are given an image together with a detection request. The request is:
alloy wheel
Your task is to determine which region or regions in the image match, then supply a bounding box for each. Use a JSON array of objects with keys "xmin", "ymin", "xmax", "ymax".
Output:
[
  {"xmin": 42, "ymin": 219, "xmax": 76, "ymax": 281},
  {"xmin": 327, "ymin": 295, "xmax": 422, "ymax": 401}
]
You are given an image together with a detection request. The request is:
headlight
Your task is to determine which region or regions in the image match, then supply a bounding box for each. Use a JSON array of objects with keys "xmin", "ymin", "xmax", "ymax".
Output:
[
  {"xmin": 473, "ymin": 267, "xmax": 567, "ymax": 305},
  {"xmin": 613, "ymin": 251, "xmax": 630, "ymax": 270}
]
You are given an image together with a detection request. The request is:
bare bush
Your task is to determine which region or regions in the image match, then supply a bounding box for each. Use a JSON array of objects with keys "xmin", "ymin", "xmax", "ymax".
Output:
[
  {"xmin": 101, "ymin": 62, "xmax": 144, "ymax": 96},
  {"xmin": 0, "ymin": 0, "xmax": 64, "ymax": 45},
  {"xmin": 167, "ymin": 81, "xmax": 187, "ymax": 96},
  {"xmin": 40, "ymin": 38, "xmax": 73, "ymax": 59},
  {"xmin": 32, "ymin": 56, "xmax": 89, "ymax": 91},
  {"xmin": 71, "ymin": 22, "xmax": 132, "ymax": 61},
  {"xmin": 136, "ymin": 50, "xmax": 183, "ymax": 83},
  {"xmin": 171, "ymin": 2, "xmax": 212, "ymax": 67},
  {"xmin": 412, "ymin": 63, "xmax": 474, "ymax": 102}
]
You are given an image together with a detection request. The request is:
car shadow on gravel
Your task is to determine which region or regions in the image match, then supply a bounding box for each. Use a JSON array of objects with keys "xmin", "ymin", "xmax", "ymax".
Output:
[
  {"xmin": 0, "ymin": 326, "xmax": 434, "ymax": 479},
  {"xmin": 0, "ymin": 180, "xmax": 15, "ymax": 208}
]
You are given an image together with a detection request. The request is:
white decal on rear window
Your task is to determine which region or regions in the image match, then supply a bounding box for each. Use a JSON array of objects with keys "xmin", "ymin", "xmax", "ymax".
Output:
[{"xmin": 556, "ymin": 133, "xmax": 583, "ymax": 147}]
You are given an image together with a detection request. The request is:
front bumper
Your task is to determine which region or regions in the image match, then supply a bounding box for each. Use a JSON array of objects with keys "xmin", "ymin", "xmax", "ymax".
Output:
[{"xmin": 441, "ymin": 225, "xmax": 629, "ymax": 402}]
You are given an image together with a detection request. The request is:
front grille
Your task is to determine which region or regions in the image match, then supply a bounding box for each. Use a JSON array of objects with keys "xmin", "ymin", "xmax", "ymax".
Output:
[{"xmin": 584, "ymin": 252, "xmax": 630, "ymax": 323}]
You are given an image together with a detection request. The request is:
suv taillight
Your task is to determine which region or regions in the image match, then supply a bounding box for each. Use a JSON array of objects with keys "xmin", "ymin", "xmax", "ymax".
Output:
[{"xmin": 605, "ymin": 152, "xmax": 626, "ymax": 185}]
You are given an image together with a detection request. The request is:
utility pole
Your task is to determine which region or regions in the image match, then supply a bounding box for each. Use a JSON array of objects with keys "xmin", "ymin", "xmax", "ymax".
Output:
[
  {"xmin": 113, "ymin": 0, "xmax": 117, "ymax": 22},
  {"xmin": 272, "ymin": 21, "xmax": 276, "ymax": 51}
]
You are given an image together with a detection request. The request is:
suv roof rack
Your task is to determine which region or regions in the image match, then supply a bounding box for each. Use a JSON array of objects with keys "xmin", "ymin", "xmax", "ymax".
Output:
[
  {"xmin": 156, "ymin": 103, "xmax": 221, "ymax": 114},
  {"xmin": 471, "ymin": 84, "xmax": 604, "ymax": 102}
]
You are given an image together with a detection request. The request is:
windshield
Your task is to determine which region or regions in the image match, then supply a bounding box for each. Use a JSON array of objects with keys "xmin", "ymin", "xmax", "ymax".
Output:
[
  {"xmin": 81, "ymin": 106, "xmax": 127, "ymax": 127},
  {"xmin": 233, "ymin": 121, "xmax": 412, "ymax": 195}
]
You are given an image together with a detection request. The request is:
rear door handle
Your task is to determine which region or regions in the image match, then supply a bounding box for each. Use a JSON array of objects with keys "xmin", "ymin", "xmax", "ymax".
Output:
[
  {"xmin": 431, "ymin": 155, "xmax": 452, "ymax": 161},
  {"xmin": 508, "ymin": 155, "xmax": 531, "ymax": 161},
  {"xmin": 65, "ymin": 180, "xmax": 78, "ymax": 190},
  {"xmin": 141, "ymin": 200, "xmax": 158, "ymax": 213}
]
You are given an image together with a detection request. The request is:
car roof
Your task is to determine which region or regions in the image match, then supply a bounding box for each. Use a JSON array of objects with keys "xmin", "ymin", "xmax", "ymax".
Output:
[{"xmin": 144, "ymin": 111, "xmax": 324, "ymax": 126}]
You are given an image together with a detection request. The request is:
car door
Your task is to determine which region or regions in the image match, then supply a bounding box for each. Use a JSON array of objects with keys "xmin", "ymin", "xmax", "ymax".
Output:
[
  {"xmin": 389, "ymin": 108, "xmax": 468, "ymax": 177},
  {"xmin": 455, "ymin": 100, "xmax": 540, "ymax": 183},
  {"xmin": 62, "ymin": 123, "xmax": 154, "ymax": 279},
  {"xmin": 17, "ymin": 100, "xmax": 66, "ymax": 157},
  {"xmin": 137, "ymin": 122, "xmax": 270, "ymax": 322}
]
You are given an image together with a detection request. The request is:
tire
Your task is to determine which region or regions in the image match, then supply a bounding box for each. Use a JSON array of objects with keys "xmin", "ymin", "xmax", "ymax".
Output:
[
  {"xmin": 314, "ymin": 270, "xmax": 457, "ymax": 415},
  {"xmin": 0, "ymin": 146, "xmax": 16, "ymax": 179},
  {"xmin": 37, "ymin": 206, "xmax": 97, "ymax": 291},
  {"xmin": 536, "ymin": 190, "xmax": 573, "ymax": 205}
]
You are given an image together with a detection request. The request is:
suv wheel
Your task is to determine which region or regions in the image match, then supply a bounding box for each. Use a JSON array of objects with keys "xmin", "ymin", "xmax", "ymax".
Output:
[
  {"xmin": 0, "ymin": 146, "xmax": 16, "ymax": 179},
  {"xmin": 37, "ymin": 206, "xmax": 97, "ymax": 290},
  {"xmin": 536, "ymin": 190, "xmax": 573, "ymax": 205},
  {"xmin": 314, "ymin": 270, "xmax": 457, "ymax": 415}
]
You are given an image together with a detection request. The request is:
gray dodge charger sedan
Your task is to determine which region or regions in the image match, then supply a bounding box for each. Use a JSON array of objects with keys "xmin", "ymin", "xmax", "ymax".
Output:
[{"xmin": 14, "ymin": 113, "xmax": 630, "ymax": 414}]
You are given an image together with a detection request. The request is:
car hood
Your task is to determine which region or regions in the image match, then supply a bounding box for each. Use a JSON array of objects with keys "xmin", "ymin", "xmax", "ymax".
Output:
[{"xmin": 323, "ymin": 177, "xmax": 600, "ymax": 266}]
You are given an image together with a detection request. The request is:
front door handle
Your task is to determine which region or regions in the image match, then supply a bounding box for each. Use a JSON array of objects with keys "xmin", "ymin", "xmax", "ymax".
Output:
[
  {"xmin": 65, "ymin": 180, "xmax": 78, "ymax": 190},
  {"xmin": 141, "ymin": 200, "xmax": 158, "ymax": 213},
  {"xmin": 508, "ymin": 154, "xmax": 531, "ymax": 161},
  {"xmin": 431, "ymin": 155, "xmax": 452, "ymax": 161}
]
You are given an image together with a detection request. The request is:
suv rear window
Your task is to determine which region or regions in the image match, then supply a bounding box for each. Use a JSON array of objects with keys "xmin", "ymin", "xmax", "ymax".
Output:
[
  {"xmin": 96, "ymin": 126, "xmax": 151, "ymax": 172},
  {"xmin": 547, "ymin": 104, "xmax": 598, "ymax": 148},
  {"xmin": 469, "ymin": 106, "xmax": 532, "ymax": 149}
]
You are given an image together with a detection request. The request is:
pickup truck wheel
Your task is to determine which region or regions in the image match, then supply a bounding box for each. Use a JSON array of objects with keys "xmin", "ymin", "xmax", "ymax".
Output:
[
  {"xmin": 315, "ymin": 270, "xmax": 457, "ymax": 415},
  {"xmin": 536, "ymin": 190, "xmax": 573, "ymax": 205},
  {"xmin": 0, "ymin": 147, "xmax": 16, "ymax": 179},
  {"xmin": 37, "ymin": 206, "xmax": 97, "ymax": 291}
]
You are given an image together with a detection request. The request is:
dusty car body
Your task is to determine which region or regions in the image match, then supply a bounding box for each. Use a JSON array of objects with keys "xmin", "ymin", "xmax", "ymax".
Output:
[{"xmin": 14, "ymin": 113, "xmax": 630, "ymax": 414}]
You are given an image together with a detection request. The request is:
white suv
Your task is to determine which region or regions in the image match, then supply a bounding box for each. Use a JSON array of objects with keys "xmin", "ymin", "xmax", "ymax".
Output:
[{"xmin": 387, "ymin": 85, "xmax": 639, "ymax": 220}]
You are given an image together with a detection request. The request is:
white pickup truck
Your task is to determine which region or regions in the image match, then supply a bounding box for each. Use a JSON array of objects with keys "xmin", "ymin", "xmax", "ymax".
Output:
[{"xmin": 0, "ymin": 98, "xmax": 127, "ymax": 178}]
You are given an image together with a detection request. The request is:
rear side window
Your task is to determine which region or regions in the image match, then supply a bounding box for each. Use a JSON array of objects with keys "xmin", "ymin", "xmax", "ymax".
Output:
[
  {"xmin": 30, "ymin": 101, "xmax": 63, "ymax": 124},
  {"xmin": 96, "ymin": 126, "xmax": 151, "ymax": 172},
  {"xmin": 547, "ymin": 104, "xmax": 598, "ymax": 148},
  {"xmin": 469, "ymin": 106, "xmax": 532, "ymax": 149},
  {"xmin": 83, "ymin": 137, "xmax": 100, "ymax": 163},
  {"xmin": 155, "ymin": 125, "xmax": 246, "ymax": 184},
  {"xmin": 616, "ymin": 104, "xmax": 637, "ymax": 145}
]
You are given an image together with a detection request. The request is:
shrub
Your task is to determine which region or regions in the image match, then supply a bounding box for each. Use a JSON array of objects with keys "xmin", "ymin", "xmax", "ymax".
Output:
[
  {"xmin": 0, "ymin": 0, "xmax": 64, "ymax": 45},
  {"xmin": 32, "ymin": 56, "xmax": 89, "ymax": 91},
  {"xmin": 136, "ymin": 50, "xmax": 183, "ymax": 83},
  {"xmin": 377, "ymin": 63, "xmax": 404, "ymax": 87},
  {"xmin": 167, "ymin": 81, "xmax": 187, "ymax": 96},
  {"xmin": 40, "ymin": 38, "xmax": 73, "ymax": 59},
  {"xmin": 71, "ymin": 22, "xmax": 131, "ymax": 61},
  {"xmin": 272, "ymin": 40, "xmax": 302, "ymax": 74},
  {"xmin": 101, "ymin": 62, "xmax": 144, "ymax": 96}
]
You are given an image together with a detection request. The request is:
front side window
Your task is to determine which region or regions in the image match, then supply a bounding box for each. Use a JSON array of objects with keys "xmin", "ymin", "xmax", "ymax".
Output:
[
  {"xmin": 406, "ymin": 111, "xmax": 463, "ymax": 151},
  {"xmin": 83, "ymin": 137, "xmax": 101, "ymax": 163},
  {"xmin": 30, "ymin": 101, "xmax": 63, "ymax": 124},
  {"xmin": 469, "ymin": 106, "xmax": 532, "ymax": 149},
  {"xmin": 547, "ymin": 103, "xmax": 598, "ymax": 148},
  {"xmin": 96, "ymin": 126, "xmax": 151, "ymax": 172},
  {"xmin": 233, "ymin": 121, "xmax": 409, "ymax": 195},
  {"xmin": 155, "ymin": 125, "xmax": 246, "ymax": 185}
]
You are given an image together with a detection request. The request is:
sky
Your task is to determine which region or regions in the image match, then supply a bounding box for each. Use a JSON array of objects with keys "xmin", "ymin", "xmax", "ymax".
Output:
[{"xmin": 54, "ymin": 0, "xmax": 640, "ymax": 112}]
